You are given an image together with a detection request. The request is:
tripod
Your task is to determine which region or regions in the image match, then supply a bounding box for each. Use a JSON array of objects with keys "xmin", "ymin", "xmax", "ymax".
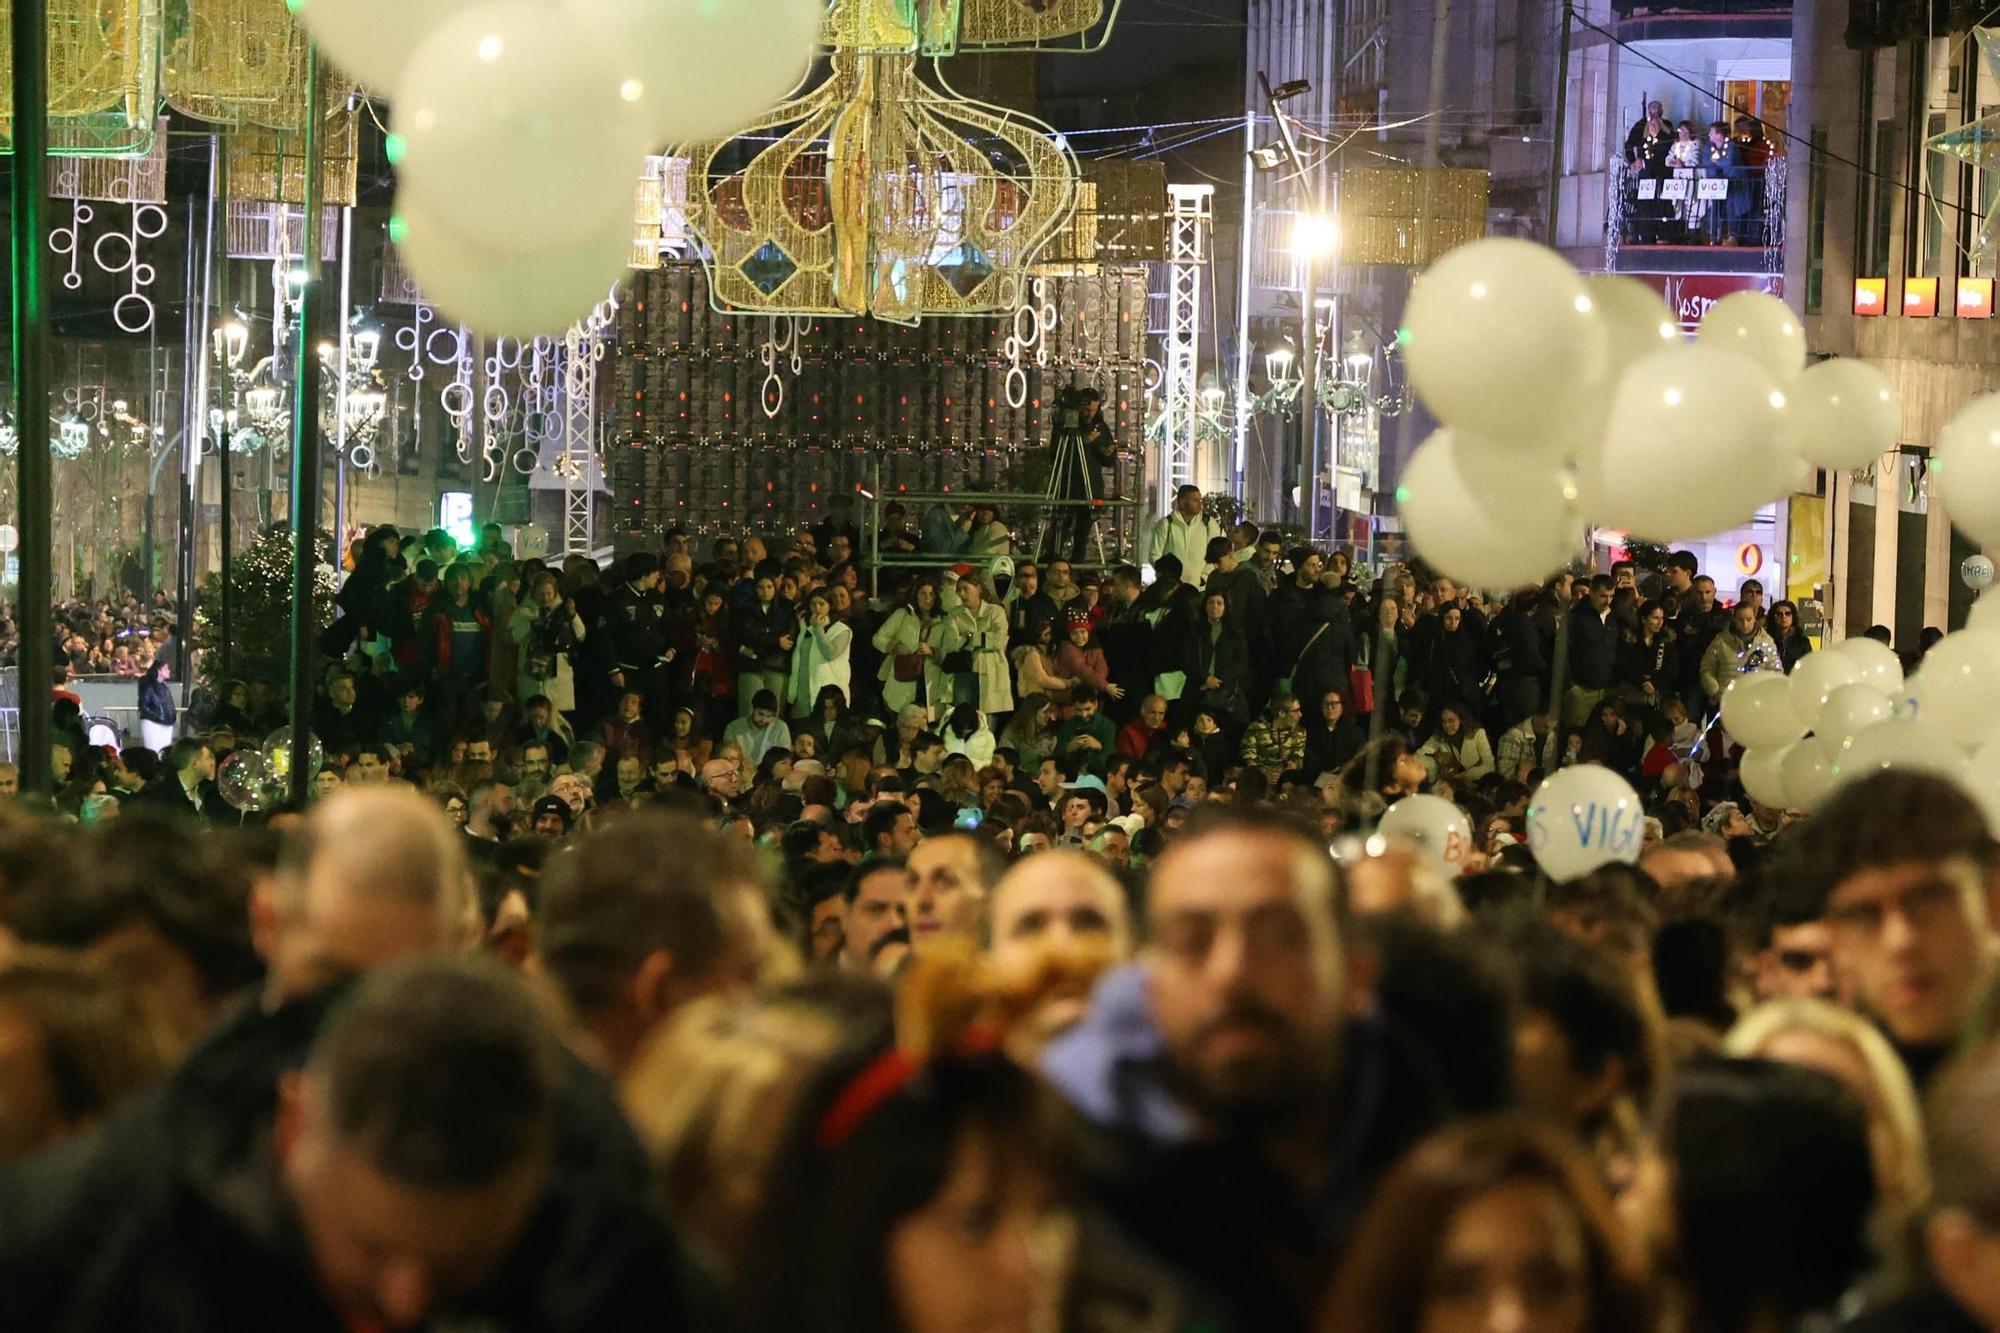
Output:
[{"xmin": 1037, "ymin": 419, "xmax": 1108, "ymax": 566}]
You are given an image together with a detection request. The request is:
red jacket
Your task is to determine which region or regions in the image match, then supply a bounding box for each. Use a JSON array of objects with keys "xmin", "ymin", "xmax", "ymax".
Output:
[{"xmin": 1116, "ymin": 719, "xmax": 1157, "ymax": 760}]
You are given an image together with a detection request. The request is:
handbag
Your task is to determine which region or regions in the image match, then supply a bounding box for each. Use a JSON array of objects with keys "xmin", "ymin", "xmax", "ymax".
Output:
[
  {"xmin": 1348, "ymin": 664, "xmax": 1376, "ymax": 714},
  {"xmin": 894, "ymin": 652, "xmax": 925, "ymax": 682}
]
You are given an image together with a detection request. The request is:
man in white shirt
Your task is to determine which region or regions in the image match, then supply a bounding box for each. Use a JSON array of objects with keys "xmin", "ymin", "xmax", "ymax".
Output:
[{"xmin": 1147, "ymin": 485, "xmax": 1224, "ymax": 588}]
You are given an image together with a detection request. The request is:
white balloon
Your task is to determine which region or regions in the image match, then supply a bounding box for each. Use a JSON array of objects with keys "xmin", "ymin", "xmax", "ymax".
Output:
[
  {"xmin": 1780, "ymin": 737, "xmax": 1837, "ymax": 811},
  {"xmin": 1972, "ymin": 594, "xmax": 2000, "ymax": 638},
  {"xmin": 1526, "ymin": 765, "xmax": 1645, "ymax": 881},
  {"xmin": 1720, "ymin": 673, "xmax": 1805, "ymax": 750},
  {"xmin": 395, "ymin": 2, "xmax": 650, "ymax": 257},
  {"xmin": 291, "ymin": 0, "xmax": 471, "ymax": 91},
  {"xmin": 1905, "ymin": 629, "xmax": 2000, "ymax": 739},
  {"xmin": 1694, "ymin": 290, "xmax": 1806, "ymax": 384},
  {"xmin": 1585, "ymin": 275, "xmax": 1680, "ymax": 369},
  {"xmin": 1788, "ymin": 650, "xmax": 1864, "ymax": 732},
  {"xmin": 1816, "ymin": 683, "xmax": 1895, "ymax": 752},
  {"xmin": 1377, "ymin": 795, "xmax": 1477, "ymax": 878},
  {"xmin": 1402, "ymin": 239, "xmax": 1607, "ymax": 449},
  {"xmin": 566, "ymin": 0, "xmax": 823, "ymax": 144},
  {"xmin": 1830, "ymin": 637, "xmax": 1904, "ymax": 696},
  {"xmin": 1594, "ymin": 344, "xmax": 1794, "ymax": 541},
  {"xmin": 1787, "ymin": 358, "xmax": 1900, "ymax": 472},
  {"xmin": 1396, "ymin": 430, "xmax": 1583, "ymax": 590},
  {"xmin": 1967, "ymin": 739, "xmax": 2000, "ymax": 837},
  {"xmin": 395, "ymin": 196, "xmax": 631, "ymax": 340},
  {"xmin": 1827, "ymin": 718, "xmax": 1971, "ymax": 795},
  {"xmin": 1937, "ymin": 392, "xmax": 2000, "ymax": 547},
  {"xmin": 1739, "ymin": 746, "xmax": 1792, "ymax": 809}
]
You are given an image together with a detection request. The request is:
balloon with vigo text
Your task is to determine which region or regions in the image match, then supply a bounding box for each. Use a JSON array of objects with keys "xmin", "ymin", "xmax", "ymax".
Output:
[
  {"xmin": 1377, "ymin": 795, "xmax": 1476, "ymax": 879},
  {"xmin": 1526, "ymin": 765, "xmax": 1644, "ymax": 881}
]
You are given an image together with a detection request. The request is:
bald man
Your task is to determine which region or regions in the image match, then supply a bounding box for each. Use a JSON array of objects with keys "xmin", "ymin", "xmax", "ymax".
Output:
[
  {"xmin": 253, "ymin": 785, "xmax": 474, "ymax": 1004},
  {"xmin": 986, "ymin": 850, "xmax": 1131, "ymax": 1041}
]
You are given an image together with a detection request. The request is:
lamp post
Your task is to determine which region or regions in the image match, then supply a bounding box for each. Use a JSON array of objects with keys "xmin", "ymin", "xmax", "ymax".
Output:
[
  {"xmin": 211, "ymin": 319, "xmax": 251, "ymax": 680},
  {"xmin": 319, "ymin": 320, "xmax": 384, "ymax": 553},
  {"xmin": 1293, "ymin": 212, "xmax": 1338, "ymax": 537}
]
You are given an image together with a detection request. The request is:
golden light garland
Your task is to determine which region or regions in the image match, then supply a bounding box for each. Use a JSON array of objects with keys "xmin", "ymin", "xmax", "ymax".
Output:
[
  {"xmin": 675, "ymin": 51, "xmax": 1081, "ymax": 325},
  {"xmin": 0, "ymin": 0, "xmax": 157, "ymax": 152}
]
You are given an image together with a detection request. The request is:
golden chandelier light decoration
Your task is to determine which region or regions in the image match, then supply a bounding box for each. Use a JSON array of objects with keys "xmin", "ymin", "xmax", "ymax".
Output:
[{"xmin": 676, "ymin": 0, "xmax": 1120, "ymax": 324}]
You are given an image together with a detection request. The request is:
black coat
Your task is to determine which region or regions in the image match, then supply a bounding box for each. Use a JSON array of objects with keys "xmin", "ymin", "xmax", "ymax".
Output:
[
  {"xmin": 1268, "ymin": 583, "xmax": 1355, "ymax": 703},
  {"xmin": 734, "ymin": 597, "xmax": 796, "ymax": 675},
  {"xmin": 0, "ymin": 988, "xmax": 687, "ymax": 1333},
  {"xmin": 1567, "ymin": 606, "xmax": 1619, "ymax": 690},
  {"xmin": 1617, "ymin": 630, "xmax": 1680, "ymax": 696}
]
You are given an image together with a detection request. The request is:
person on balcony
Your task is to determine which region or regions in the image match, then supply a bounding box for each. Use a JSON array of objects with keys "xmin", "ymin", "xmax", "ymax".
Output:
[
  {"xmin": 1703, "ymin": 121, "xmax": 1742, "ymax": 245},
  {"xmin": 1668, "ymin": 120, "xmax": 1702, "ymax": 242},
  {"xmin": 1624, "ymin": 101, "xmax": 1673, "ymax": 243},
  {"xmin": 1733, "ymin": 115, "xmax": 1775, "ymax": 246}
]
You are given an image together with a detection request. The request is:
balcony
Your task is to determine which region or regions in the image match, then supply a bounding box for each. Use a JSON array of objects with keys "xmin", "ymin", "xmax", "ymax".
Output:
[
  {"xmin": 1612, "ymin": 0, "xmax": 1792, "ymax": 41},
  {"xmin": 1603, "ymin": 155, "xmax": 1785, "ymax": 280}
]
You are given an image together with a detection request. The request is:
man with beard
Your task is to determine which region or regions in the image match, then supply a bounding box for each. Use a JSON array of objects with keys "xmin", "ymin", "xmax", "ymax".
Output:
[{"xmin": 1043, "ymin": 806, "xmax": 1449, "ymax": 1332}]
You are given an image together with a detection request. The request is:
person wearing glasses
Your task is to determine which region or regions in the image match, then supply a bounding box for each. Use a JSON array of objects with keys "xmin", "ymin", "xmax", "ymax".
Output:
[
  {"xmin": 1239, "ymin": 692, "xmax": 1306, "ymax": 785},
  {"xmin": 1794, "ymin": 769, "xmax": 1999, "ymax": 1091}
]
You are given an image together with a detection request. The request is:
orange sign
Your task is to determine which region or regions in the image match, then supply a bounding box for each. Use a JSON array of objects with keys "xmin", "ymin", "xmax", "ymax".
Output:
[
  {"xmin": 1959, "ymin": 277, "xmax": 1995, "ymax": 318},
  {"xmin": 1905, "ymin": 277, "xmax": 1939, "ymax": 317},
  {"xmin": 1737, "ymin": 543, "xmax": 1765, "ymax": 577},
  {"xmin": 1853, "ymin": 278, "xmax": 1887, "ymax": 316}
]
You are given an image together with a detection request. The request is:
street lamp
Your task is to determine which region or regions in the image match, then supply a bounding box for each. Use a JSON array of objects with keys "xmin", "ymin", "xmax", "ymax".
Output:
[{"xmin": 1293, "ymin": 212, "xmax": 1339, "ymax": 258}]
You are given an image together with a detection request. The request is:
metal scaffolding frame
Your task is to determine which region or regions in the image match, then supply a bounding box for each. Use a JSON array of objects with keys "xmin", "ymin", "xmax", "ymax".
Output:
[
  {"xmin": 557, "ymin": 327, "xmax": 597, "ymax": 554},
  {"xmin": 1160, "ymin": 184, "xmax": 1212, "ymax": 514}
]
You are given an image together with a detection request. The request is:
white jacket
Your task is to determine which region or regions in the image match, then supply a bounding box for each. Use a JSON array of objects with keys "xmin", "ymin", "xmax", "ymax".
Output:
[
  {"xmin": 787, "ymin": 619, "xmax": 853, "ymax": 715},
  {"xmin": 1147, "ymin": 511, "xmax": 1224, "ymax": 586}
]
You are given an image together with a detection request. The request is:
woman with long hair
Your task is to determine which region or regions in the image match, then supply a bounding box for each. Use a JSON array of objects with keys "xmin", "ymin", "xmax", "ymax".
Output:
[
  {"xmin": 659, "ymin": 705, "xmax": 712, "ymax": 777},
  {"xmin": 801, "ymin": 685, "xmax": 850, "ymax": 756},
  {"xmin": 509, "ymin": 570, "xmax": 587, "ymax": 716},
  {"xmin": 873, "ymin": 578, "xmax": 947, "ymax": 718},
  {"xmin": 1416, "ymin": 701, "xmax": 1496, "ymax": 784},
  {"xmin": 136, "ymin": 654, "xmax": 176, "ymax": 755},
  {"xmin": 1617, "ymin": 599, "xmax": 1680, "ymax": 706},
  {"xmin": 1323, "ymin": 1115, "xmax": 1655, "ymax": 1333},
  {"xmin": 788, "ymin": 591, "xmax": 854, "ymax": 719},
  {"xmin": 999, "ymin": 696, "xmax": 1060, "ymax": 776},
  {"xmin": 1767, "ymin": 599, "xmax": 1813, "ymax": 672},
  {"xmin": 1010, "ymin": 617, "xmax": 1073, "ymax": 716}
]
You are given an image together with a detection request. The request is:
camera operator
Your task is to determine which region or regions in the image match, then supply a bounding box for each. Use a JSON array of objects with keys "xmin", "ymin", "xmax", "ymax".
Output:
[{"xmin": 1043, "ymin": 386, "xmax": 1115, "ymax": 564}]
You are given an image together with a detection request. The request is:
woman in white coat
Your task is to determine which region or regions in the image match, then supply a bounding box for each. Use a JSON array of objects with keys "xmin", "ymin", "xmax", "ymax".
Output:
[
  {"xmin": 872, "ymin": 578, "xmax": 947, "ymax": 717},
  {"xmin": 510, "ymin": 571, "xmax": 588, "ymax": 714},
  {"xmin": 943, "ymin": 577, "xmax": 1013, "ymax": 717},
  {"xmin": 787, "ymin": 591, "xmax": 852, "ymax": 717}
]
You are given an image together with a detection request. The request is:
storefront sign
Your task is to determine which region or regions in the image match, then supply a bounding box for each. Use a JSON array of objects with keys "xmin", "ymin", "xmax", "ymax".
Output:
[
  {"xmin": 1959, "ymin": 277, "xmax": 1994, "ymax": 318},
  {"xmin": 1627, "ymin": 273, "xmax": 1786, "ymax": 333},
  {"xmin": 1853, "ymin": 277, "xmax": 1887, "ymax": 316}
]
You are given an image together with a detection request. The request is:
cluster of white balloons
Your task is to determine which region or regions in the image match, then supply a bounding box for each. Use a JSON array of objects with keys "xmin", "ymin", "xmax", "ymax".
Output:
[
  {"xmin": 1397, "ymin": 238, "xmax": 1902, "ymax": 588},
  {"xmin": 1723, "ymin": 624, "xmax": 2000, "ymax": 830},
  {"xmin": 290, "ymin": 0, "xmax": 825, "ymax": 337}
]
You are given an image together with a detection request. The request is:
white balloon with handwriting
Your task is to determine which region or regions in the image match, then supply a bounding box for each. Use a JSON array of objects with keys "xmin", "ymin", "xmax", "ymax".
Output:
[
  {"xmin": 1526, "ymin": 765, "xmax": 1645, "ymax": 881},
  {"xmin": 1377, "ymin": 795, "xmax": 1476, "ymax": 878}
]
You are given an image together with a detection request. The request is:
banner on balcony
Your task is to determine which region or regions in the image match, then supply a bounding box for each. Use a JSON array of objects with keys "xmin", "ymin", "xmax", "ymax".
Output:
[{"xmin": 1628, "ymin": 273, "xmax": 1784, "ymax": 334}]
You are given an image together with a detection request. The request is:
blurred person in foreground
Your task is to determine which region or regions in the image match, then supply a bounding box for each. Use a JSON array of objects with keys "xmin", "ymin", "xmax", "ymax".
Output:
[
  {"xmin": 1793, "ymin": 771, "xmax": 1999, "ymax": 1091},
  {"xmin": 1042, "ymin": 805, "xmax": 1450, "ymax": 1331},
  {"xmin": 536, "ymin": 811, "xmax": 786, "ymax": 1078},
  {"xmin": 0, "ymin": 955, "xmax": 688, "ymax": 1331},
  {"xmin": 0, "ymin": 791, "xmax": 689, "ymax": 1332},
  {"xmin": 1322, "ymin": 1115, "xmax": 1654, "ymax": 1333}
]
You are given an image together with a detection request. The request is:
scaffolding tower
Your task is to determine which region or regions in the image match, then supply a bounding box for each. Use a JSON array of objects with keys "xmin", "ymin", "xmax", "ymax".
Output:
[{"xmin": 1160, "ymin": 184, "xmax": 1213, "ymax": 513}]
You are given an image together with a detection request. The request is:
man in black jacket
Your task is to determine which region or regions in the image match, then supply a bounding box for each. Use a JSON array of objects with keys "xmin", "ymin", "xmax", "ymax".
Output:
[
  {"xmin": 1267, "ymin": 548, "xmax": 1356, "ymax": 715},
  {"xmin": 1565, "ymin": 574, "xmax": 1619, "ymax": 728},
  {"xmin": 601, "ymin": 552, "xmax": 671, "ymax": 713}
]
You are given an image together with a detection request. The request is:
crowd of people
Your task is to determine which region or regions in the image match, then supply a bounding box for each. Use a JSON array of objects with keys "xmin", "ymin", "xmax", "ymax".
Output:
[
  {"xmin": 1623, "ymin": 100, "xmax": 1778, "ymax": 247},
  {"xmin": 0, "ymin": 491, "xmax": 1996, "ymax": 1332}
]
